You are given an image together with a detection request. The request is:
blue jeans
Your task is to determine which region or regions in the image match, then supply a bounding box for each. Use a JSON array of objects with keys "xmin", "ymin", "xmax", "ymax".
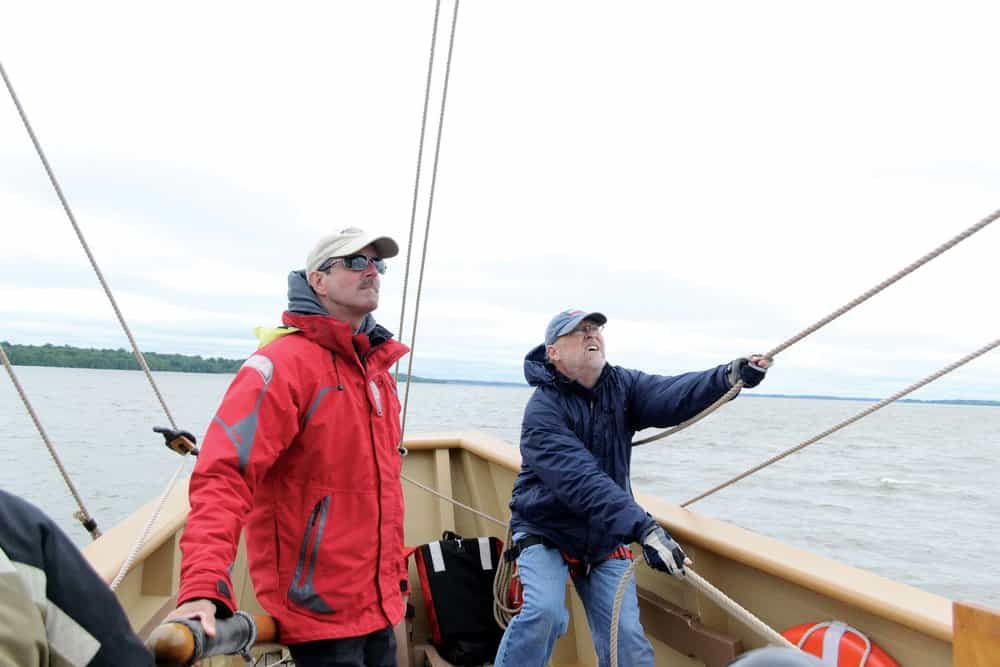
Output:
[{"xmin": 494, "ymin": 533, "xmax": 653, "ymax": 667}]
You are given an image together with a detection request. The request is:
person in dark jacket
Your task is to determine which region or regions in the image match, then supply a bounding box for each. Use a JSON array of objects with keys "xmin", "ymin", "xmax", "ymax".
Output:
[
  {"xmin": 165, "ymin": 227, "xmax": 408, "ymax": 667},
  {"xmin": 0, "ymin": 488, "xmax": 153, "ymax": 666},
  {"xmin": 494, "ymin": 309, "xmax": 770, "ymax": 667}
]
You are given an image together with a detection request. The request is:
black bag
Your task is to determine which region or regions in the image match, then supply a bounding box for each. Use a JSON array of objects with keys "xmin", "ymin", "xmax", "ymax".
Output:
[{"xmin": 414, "ymin": 531, "xmax": 505, "ymax": 666}]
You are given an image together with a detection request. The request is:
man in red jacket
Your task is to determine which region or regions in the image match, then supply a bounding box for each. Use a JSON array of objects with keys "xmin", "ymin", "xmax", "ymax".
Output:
[{"xmin": 166, "ymin": 227, "xmax": 409, "ymax": 666}]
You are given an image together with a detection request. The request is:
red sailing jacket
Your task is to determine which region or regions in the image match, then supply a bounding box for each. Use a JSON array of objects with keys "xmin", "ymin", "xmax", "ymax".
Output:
[{"xmin": 178, "ymin": 310, "xmax": 409, "ymax": 644}]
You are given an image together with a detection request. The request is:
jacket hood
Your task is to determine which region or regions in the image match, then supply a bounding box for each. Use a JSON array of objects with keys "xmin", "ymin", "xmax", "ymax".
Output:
[
  {"xmin": 286, "ymin": 269, "xmax": 377, "ymax": 334},
  {"xmin": 524, "ymin": 344, "xmax": 555, "ymax": 387}
]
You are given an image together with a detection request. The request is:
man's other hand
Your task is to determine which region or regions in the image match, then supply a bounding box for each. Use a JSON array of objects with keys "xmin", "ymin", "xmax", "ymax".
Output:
[{"xmin": 641, "ymin": 525, "xmax": 690, "ymax": 577}]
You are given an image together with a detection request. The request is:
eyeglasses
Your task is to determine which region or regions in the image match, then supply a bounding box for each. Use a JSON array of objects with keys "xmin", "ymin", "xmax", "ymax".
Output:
[
  {"xmin": 570, "ymin": 323, "xmax": 604, "ymax": 336},
  {"xmin": 319, "ymin": 254, "xmax": 387, "ymax": 275}
]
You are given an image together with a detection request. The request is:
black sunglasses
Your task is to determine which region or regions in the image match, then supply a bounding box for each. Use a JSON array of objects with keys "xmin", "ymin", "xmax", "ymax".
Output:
[{"xmin": 319, "ymin": 254, "xmax": 387, "ymax": 275}]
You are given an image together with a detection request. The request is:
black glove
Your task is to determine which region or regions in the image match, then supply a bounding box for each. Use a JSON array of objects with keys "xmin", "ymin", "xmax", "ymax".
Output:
[
  {"xmin": 640, "ymin": 524, "xmax": 687, "ymax": 577},
  {"xmin": 727, "ymin": 357, "xmax": 767, "ymax": 388}
]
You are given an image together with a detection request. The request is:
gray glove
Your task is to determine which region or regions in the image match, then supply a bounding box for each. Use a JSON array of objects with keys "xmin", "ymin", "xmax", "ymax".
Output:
[
  {"xmin": 640, "ymin": 524, "xmax": 687, "ymax": 577},
  {"xmin": 727, "ymin": 357, "xmax": 767, "ymax": 388}
]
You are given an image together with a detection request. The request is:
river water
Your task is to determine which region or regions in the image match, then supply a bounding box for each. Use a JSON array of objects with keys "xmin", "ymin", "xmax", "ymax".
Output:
[{"xmin": 1, "ymin": 366, "xmax": 998, "ymax": 607}]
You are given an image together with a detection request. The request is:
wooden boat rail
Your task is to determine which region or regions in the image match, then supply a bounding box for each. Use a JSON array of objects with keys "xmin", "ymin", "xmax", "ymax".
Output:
[{"xmin": 83, "ymin": 432, "xmax": 969, "ymax": 665}]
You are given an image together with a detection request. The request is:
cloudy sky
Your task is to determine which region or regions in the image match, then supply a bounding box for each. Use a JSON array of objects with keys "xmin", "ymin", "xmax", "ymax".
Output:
[{"xmin": 2, "ymin": 2, "xmax": 998, "ymax": 400}]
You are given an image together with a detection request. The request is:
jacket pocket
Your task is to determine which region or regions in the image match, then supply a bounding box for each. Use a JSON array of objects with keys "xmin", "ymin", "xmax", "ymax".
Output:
[
  {"xmin": 287, "ymin": 495, "xmax": 336, "ymax": 614},
  {"xmin": 284, "ymin": 492, "xmax": 381, "ymax": 619}
]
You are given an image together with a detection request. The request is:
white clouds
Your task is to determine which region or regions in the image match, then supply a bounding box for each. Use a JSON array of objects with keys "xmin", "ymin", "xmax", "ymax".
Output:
[{"xmin": 1, "ymin": 1, "xmax": 998, "ymax": 399}]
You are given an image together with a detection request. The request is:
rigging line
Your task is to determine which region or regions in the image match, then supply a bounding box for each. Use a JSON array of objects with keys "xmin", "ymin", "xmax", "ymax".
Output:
[
  {"xmin": 0, "ymin": 345, "xmax": 101, "ymax": 540},
  {"xmin": 401, "ymin": 472, "xmax": 508, "ymax": 528},
  {"xmin": 608, "ymin": 561, "xmax": 793, "ymax": 667},
  {"xmin": 3, "ymin": 58, "xmax": 191, "ymax": 582},
  {"xmin": 110, "ymin": 459, "xmax": 189, "ymax": 591},
  {"xmin": 395, "ymin": 0, "xmax": 443, "ymax": 384},
  {"xmin": 0, "ymin": 58, "xmax": 179, "ymax": 431},
  {"xmin": 634, "ymin": 207, "xmax": 1000, "ymax": 447},
  {"xmin": 400, "ymin": 0, "xmax": 461, "ymax": 440},
  {"xmin": 681, "ymin": 337, "xmax": 1000, "ymax": 508}
]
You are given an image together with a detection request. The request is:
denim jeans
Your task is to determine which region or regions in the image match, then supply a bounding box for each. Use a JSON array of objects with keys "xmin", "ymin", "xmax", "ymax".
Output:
[
  {"xmin": 494, "ymin": 533, "xmax": 654, "ymax": 667},
  {"xmin": 288, "ymin": 626, "xmax": 397, "ymax": 667}
]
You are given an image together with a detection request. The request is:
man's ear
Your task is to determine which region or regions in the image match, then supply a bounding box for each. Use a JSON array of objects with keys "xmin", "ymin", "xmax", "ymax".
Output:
[
  {"xmin": 545, "ymin": 344, "xmax": 559, "ymax": 362},
  {"xmin": 307, "ymin": 271, "xmax": 326, "ymax": 295}
]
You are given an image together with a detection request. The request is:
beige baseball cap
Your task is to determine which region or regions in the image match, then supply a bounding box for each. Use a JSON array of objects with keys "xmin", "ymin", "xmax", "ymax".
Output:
[{"xmin": 306, "ymin": 227, "xmax": 400, "ymax": 273}]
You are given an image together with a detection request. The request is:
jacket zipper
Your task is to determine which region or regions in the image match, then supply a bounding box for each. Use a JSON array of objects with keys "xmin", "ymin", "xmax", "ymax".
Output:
[
  {"xmin": 581, "ymin": 398, "xmax": 596, "ymax": 569},
  {"xmin": 368, "ymin": 379, "xmax": 390, "ymax": 626}
]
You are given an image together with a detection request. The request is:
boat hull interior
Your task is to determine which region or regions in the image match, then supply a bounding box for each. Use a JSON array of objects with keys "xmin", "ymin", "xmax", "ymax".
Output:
[{"xmin": 83, "ymin": 432, "xmax": 956, "ymax": 666}]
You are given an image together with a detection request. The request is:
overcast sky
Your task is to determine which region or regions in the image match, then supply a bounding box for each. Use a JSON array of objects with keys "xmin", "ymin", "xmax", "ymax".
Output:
[{"xmin": 2, "ymin": 2, "xmax": 998, "ymax": 400}]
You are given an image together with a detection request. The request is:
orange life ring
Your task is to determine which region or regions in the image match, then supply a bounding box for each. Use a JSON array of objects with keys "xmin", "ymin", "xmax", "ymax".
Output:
[{"xmin": 781, "ymin": 621, "xmax": 900, "ymax": 667}]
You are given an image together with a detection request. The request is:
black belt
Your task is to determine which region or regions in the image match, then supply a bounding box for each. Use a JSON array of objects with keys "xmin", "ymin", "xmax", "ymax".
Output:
[{"xmin": 503, "ymin": 534, "xmax": 556, "ymax": 562}]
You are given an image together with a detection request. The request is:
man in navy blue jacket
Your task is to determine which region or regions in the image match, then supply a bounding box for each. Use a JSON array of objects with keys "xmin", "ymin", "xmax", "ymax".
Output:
[{"xmin": 495, "ymin": 309, "xmax": 769, "ymax": 667}]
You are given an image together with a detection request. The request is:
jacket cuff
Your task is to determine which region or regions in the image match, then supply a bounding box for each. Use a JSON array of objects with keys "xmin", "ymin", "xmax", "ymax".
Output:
[
  {"xmin": 637, "ymin": 515, "xmax": 658, "ymax": 542},
  {"xmin": 177, "ymin": 580, "xmax": 237, "ymax": 616}
]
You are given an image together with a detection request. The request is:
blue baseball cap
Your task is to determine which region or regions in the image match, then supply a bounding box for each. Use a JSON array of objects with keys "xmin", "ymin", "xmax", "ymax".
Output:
[{"xmin": 544, "ymin": 309, "xmax": 607, "ymax": 345}]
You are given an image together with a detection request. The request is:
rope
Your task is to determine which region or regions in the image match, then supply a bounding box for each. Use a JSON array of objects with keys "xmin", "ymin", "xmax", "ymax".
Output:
[
  {"xmin": 395, "ymin": 0, "xmax": 442, "ymax": 385},
  {"xmin": 609, "ymin": 560, "xmax": 794, "ymax": 667},
  {"xmin": 633, "ymin": 383, "xmax": 742, "ymax": 446},
  {"xmin": 109, "ymin": 459, "xmax": 189, "ymax": 591},
  {"xmin": 400, "ymin": 0, "xmax": 461, "ymax": 441},
  {"xmin": 634, "ymin": 208, "xmax": 1000, "ymax": 447},
  {"xmin": 401, "ymin": 471, "xmax": 522, "ymax": 630},
  {"xmin": 0, "ymin": 345, "xmax": 101, "ymax": 539},
  {"xmin": 401, "ymin": 472, "xmax": 507, "ymax": 528},
  {"xmin": 2, "ymin": 57, "xmax": 193, "ymax": 587},
  {"xmin": 682, "ymin": 337, "xmax": 1000, "ymax": 507},
  {"xmin": 1, "ymin": 58, "xmax": 180, "ymax": 432},
  {"xmin": 608, "ymin": 560, "xmax": 632, "ymax": 667},
  {"xmin": 492, "ymin": 525, "xmax": 521, "ymax": 629},
  {"xmin": 682, "ymin": 568, "xmax": 795, "ymax": 648}
]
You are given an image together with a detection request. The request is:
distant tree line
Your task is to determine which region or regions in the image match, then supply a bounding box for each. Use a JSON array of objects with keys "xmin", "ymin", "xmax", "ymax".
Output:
[
  {"xmin": 0, "ymin": 341, "xmax": 450, "ymax": 383},
  {"xmin": 1, "ymin": 342, "xmax": 243, "ymax": 374}
]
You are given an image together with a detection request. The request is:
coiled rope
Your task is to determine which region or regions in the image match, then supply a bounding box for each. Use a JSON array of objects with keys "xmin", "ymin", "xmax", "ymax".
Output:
[
  {"xmin": 1, "ymin": 58, "xmax": 191, "ymax": 590},
  {"xmin": 633, "ymin": 208, "xmax": 999, "ymax": 447},
  {"xmin": 492, "ymin": 525, "xmax": 520, "ymax": 629}
]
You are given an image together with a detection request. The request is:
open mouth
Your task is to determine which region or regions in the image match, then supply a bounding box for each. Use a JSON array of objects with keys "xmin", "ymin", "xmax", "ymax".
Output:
[{"xmin": 586, "ymin": 345, "xmax": 600, "ymax": 352}]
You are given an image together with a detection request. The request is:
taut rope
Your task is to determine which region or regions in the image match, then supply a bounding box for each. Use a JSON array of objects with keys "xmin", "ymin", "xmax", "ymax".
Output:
[
  {"xmin": 0, "ymin": 345, "xmax": 101, "ymax": 539},
  {"xmin": 1, "ymin": 58, "xmax": 191, "ymax": 589},
  {"xmin": 634, "ymin": 208, "xmax": 999, "ymax": 447},
  {"xmin": 395, "ymin": 0, "xmax": 443, "ymax": 384},
  {"xmin": 609, "ymin": 560, "xmax": 794, "ymax": 667},
  {"xmin": 401, "ymin": 472, "xmax": 508, "ymax": 528},
  {"xmin": 399, "ymin": 0, "xmax": 462, "ymax": 441},
  {"xmin": 682, "ymin": 336, "xmax": 1000, "ymax": 507},
  {"xmin": 0, "ymin": 59, "xmax": 181, "ymax": 432}
]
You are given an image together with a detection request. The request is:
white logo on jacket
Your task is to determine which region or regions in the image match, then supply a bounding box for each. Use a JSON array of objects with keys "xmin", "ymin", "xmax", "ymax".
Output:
[
  {"xmin": 241, "ymin": 355, "xmax": 274, "ymax": 384},
  {"xmin": 369, "ymin": 379, "xmax": 383, "ymax": 416}
]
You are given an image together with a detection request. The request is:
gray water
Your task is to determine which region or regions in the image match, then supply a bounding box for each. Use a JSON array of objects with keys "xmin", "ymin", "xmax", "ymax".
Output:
[{"xmin": 2, "ymin": 366, "xmax": 998, "ymax": 607}]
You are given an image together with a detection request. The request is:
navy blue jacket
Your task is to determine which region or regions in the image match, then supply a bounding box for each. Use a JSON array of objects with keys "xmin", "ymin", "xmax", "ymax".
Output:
[
  {"xmin": 509, "ymin": 345, "xmax": 733, "ymax": 565},
  {"xmin": 0, "ymin": 489, "xmax": 153, "ymax": 665}
]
